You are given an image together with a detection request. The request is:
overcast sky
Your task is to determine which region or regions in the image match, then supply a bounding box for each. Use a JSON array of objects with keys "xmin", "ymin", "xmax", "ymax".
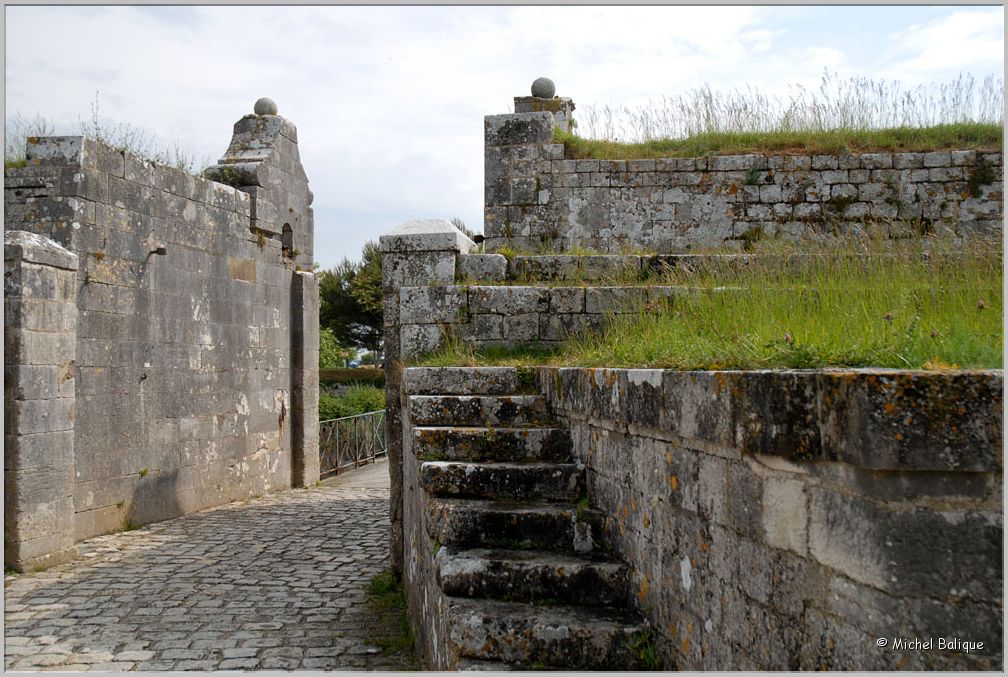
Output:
[{"xmin": 4, "ymin": 4, "xmax": 1003, "ymax": 270}]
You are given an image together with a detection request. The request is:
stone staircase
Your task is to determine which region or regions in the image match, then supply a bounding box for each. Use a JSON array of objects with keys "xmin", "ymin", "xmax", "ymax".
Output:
[{"xmin": 409, "ymin": 384, "xmax": 659, "ymax": 670}]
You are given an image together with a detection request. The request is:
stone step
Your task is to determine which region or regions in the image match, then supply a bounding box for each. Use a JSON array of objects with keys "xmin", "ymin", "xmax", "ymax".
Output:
[
  {"xmin": 414, "ymin": 426, "xmax": 572, "ymax": 463},
  {"xmin": 427, "ymin": 498, "xmax": 606, "ymax": 554},
  {"xmin": 403, "ymin": 367, "xmax": 521, "ymax": 396},
  {"xmin": 457, "ymin": 659, "xmax": 513, "ymax": 671},
  {"xmin": 436, "ymin": 547, "xmax": 628, "ymax": 607},
  {"xmin": 446, "ymin": 597, "xmax": 651, "ymax": 670},
  {"xmin": 419, "ymin": 461, "xmax": 584, "ymax": 502},
  {"xmin": 409, "ymin": 395, "xmax": 552, "ymax": 427}
]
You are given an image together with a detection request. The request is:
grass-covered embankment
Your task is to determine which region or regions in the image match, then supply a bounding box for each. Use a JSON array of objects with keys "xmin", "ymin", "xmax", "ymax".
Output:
[{"xmin": 423, "ymin": 240, "xmax": 1003, "ymax": 371}]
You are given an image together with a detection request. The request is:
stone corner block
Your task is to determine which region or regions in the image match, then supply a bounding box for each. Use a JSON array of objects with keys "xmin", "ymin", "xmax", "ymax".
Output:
[
  {"xmin": 4, "ymin": 231, "xmax": 79, "ymax": 271},
  {"xmin": 380, "ymin": 219, "xmax": 476, "ymax": 254},
  {"xmin": 484, "ymin": 112, "xmax": 554, "ymax": 147}
]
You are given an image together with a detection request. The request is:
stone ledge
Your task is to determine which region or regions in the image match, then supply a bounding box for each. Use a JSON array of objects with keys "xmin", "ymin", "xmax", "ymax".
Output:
[{"xmin": 540, "ymin": 367, "xmax": 1003, "ymax": 473}]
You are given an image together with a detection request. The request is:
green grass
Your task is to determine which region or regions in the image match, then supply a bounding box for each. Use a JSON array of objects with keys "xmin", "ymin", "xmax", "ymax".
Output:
[
  {"xmin": 557, "ymin": 122, "xmax": 1003, "ymax": 160},
  {"xmin": 366, "ymin": 569, "xmax": 418, "ymax": 668},
  {"xmin": 422, "ymin": 239, "xmax": 1002, "ymax": 371}
]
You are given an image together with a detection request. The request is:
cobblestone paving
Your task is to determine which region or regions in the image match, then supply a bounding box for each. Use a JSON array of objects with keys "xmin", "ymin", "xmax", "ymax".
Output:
[{"xmin": 4, "ymin": 461, "xmax": 407, "ymax": 671}]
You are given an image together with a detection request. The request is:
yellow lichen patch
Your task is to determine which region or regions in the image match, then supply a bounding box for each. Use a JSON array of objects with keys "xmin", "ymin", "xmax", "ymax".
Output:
[
  {"xmin": 638, "ymin": 575, "xmax": 650, "ymax": 601},
  {"xmin": 668, "ymin": 474, "xmax": 679, "ymax": 491}
]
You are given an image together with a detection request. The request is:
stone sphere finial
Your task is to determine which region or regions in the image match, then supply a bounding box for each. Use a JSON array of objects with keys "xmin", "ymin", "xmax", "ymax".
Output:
[
  {"xmin": 254, "ymin": 97, "xmax": 278, "ymax": 116},
  {"xmin": 531, "ymin": 77, "xmax": 556, "ymax": 99}
]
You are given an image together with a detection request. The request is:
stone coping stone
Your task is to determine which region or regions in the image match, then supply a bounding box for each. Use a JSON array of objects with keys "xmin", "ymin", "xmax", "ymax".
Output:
[
  {"xmin": 5, "ymin": 230, "xmax": 79, "ymax": 271},
  {"xmin": 538, "ymin": 367, "xmax": 1002, "ymax": 473},
  {"xmin": 381, "ymin": 219, "xmax": 476, "ymax": 254}
]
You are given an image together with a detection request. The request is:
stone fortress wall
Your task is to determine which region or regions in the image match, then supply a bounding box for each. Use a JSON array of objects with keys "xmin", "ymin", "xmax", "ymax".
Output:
[
  {"xmin": 483, "ymin": 89, "xmax": 1003, "ymax": 253},
  {"xmin": 382, "ymin": 81, "xmax": 1003, "ymax": 669},
  {"xmin": 4, "ymin": 98, "xmax": 320, "ymax": 571}
]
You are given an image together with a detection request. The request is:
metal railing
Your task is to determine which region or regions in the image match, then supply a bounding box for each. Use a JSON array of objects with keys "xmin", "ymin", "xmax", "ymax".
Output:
[{"xmin": 319, "ymin": 409, "xmax": 387, "ymax": 479}]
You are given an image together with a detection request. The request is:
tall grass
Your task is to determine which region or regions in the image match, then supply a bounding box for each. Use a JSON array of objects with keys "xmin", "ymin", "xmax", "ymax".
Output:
[
  {"xmin": 577, "ymin": 71, "xmax": 1003, "ymax": 143},
  {"xmin": 421, "ymin": 237, "xmax": 1003, "ymax": 371},
  {"xmin": 5, "ymin": 92, "xmax": 208, "ymax": 172}
]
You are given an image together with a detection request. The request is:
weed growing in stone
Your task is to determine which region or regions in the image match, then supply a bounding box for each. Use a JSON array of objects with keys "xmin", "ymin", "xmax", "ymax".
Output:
[{"xmin": 366, "ymin": 569, "xmax": 419, "ymax": 669}]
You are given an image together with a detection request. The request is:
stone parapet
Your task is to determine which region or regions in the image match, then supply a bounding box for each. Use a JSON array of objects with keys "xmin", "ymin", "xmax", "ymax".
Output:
[
  {"xmin": 537, "ymin": 366, "xmax": 1003, "ymax": 670},
  {"xmin": 482, "ymin": 103, "xmax": 1004, "ymax": 253},
  {"xmin": 4, "ymin": 231, "xmax": 79, "ymax": 571}
]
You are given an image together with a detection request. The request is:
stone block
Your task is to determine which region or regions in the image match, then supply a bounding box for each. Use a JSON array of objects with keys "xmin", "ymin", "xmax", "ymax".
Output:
[
  {"xmin": 548, "ymin": 287, "xmax": 585, "ymax": 313},
  {"xmin": 402, "ymin": 367, "xmax": 518, "ymax": 395},
  {"xmin": 484, "ymin": 112, "xmax": 554, "ymax": 147},
  {"xmin": 399, "ymin": 286, "xmax": 467, "ymax": 324},
  {"xmin": 456, "ymin": 254, "xmax": 507, "ymax": 282},
  {"xmin": 501, "ymin": 313, "xmax": 540, "ymax": 342},
  {"xmin": 400, "ymin": 324, "xmax": 443, "ymax": 360},
  {"xmin": 460, "ymin": 314, "xmax": 503, "ymax": 341},
  {"xmin": 380, "ymin": 219, "xmax": 475, "ymax": 254},
  {"xmin": 760, "ymin": 476, "xmax": 808, "ymax": 555},
  {"xmin": 585, "ymin": 286, "xmax": 648, "ymax": 313},
  {"xmin": 5, "ymin": 230, "xmax": 79, "ymax": 272},
  {"xmin": 382, "ymin": 251, "xmax": 456, "ymax": 291},
  {"xmin": 468, "ymin": 286, "xmax": 548, "ymax": 314}
]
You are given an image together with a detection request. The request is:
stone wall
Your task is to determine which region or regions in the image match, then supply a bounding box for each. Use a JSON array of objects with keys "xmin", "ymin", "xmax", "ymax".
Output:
[
  {"xmin": 394, "ymin": 365, "xmax": 1003, "ymax": 669},
  {"xmin": 3, "ymin": 101, "xmax": 320, "ymax": 567},
  {"xmin": 538, "ymin": 367, "xmax": 1002, "ymax": 670},
  {"xmin": 483, "ymin": 109, "xmax": 1004, "ymax": 253}
]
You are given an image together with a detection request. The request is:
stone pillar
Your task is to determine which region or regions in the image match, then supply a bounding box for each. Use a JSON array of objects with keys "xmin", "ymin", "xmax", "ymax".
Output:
[
  {"xmin": 514, "ymin": 77, "xmax": 575, "ymax": 133},
  {"xmin": 291, "ymin": 270, "xmax": 320, "ymax": 487},
  {"xmin": 380, "ymin": 219, "xmax": 475, "ymax": 576},
  {"xmin": 4, "ymin": 230, "xmax": 79, "ymax": 572}
]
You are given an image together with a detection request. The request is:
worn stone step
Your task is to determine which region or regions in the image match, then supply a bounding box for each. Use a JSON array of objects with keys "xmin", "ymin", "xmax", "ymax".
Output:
[
  {"xmin": 403, "ymin": 367, "xmax": 521, "ymax": 396},
  {"xmin": 414, "ymin": 426, "xmax": 572, "ymax": 463},
  {"xmin": 427, "ymin": 498, "xmax": 606, "ymax": 553},
  {"xmin": 419, "ymin": 461, "xmax": 584, "ymax": 502},
  {"xmin": 409, "ymin": 395, "xmax": 552, "ymax": 427},
  {"xmin": 436, "ymin": 547, "xmax": 628, "ymax": 607},
  {"xmin": 447, "ymin": 597, "xmax": 651, "ymax": 670}
]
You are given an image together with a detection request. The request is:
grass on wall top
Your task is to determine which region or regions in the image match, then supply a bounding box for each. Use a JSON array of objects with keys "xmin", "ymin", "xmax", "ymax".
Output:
[
  {"xmin": 421, "ymin": 237, "xmax": 1003, "ymax": 371},
  {"xmin": 556, "ymin": 122, "xmax": 1004, "ymax": 160},
  {"xmin": 559, "ymin": 72, "xmax": 1004, "ymax": 160}
]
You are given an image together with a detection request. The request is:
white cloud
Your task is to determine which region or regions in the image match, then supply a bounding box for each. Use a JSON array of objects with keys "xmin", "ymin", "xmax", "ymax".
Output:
[
  {"xmin": 4, "ymin": 5, "xmax": 1002, "ymax": 268},
  {"xmin": 883, "ymin": 8, "xmax": 1004, "ymax": 81}
]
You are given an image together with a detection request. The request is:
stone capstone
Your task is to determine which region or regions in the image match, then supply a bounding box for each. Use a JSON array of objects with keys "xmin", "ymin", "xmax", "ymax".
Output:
[
  {"xmin": 254, "ymin": 97, "xmax": 279, "ymax": 115},
  {"xmin": 531, "ymin": 77, "xmax": 556, "ymax": 99}
]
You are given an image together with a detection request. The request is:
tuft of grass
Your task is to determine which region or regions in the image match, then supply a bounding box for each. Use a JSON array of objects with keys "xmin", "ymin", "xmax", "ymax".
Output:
[
  {"xmin": 419, "ymin": 237, "xmax": 1002, "ymax": 371},
  {"xmin": 631, "ymin": 626, "xmax": 665, "ymax": 670}
]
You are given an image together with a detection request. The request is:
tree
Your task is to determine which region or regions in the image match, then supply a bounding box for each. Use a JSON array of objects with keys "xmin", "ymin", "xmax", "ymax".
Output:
[{"xmin": 318, "ymin": 240, "xmax": 383, "ymax": 358}]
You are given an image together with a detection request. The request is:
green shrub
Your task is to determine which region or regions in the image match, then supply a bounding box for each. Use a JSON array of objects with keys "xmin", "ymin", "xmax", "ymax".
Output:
[{"xmin": 319, "ymin": 385, "xmax": 386, "ymax": 420}]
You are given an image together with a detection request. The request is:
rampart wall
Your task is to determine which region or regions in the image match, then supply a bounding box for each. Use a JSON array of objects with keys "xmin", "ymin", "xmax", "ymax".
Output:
[
  {"xmin": 483, "ymin": 108, "xmax": 1003, "ymax": 253},
  {"xmin": 4, "ymin": 102, "xmax": 320, "ymax": 570}
]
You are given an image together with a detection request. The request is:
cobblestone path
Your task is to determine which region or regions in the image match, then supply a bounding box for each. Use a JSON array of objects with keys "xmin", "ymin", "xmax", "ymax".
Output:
[{"xmin": 4, "ymin": 461, "xmax": 410, "ymax": 671}]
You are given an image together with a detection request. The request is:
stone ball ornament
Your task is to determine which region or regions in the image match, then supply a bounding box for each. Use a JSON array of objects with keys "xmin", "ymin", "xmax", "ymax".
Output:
[
  {"xmin": 254, "ymin": 97, "xmax": 279, "ymax": 116},
  {"xmin": 531, "ymin": 77, "xmax": 556, "ymax": 99}
]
